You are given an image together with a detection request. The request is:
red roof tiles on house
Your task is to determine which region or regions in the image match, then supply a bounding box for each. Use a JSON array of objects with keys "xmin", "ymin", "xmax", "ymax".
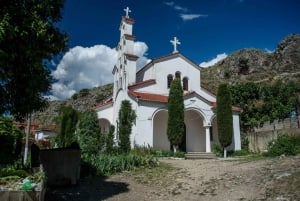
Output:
[
  {"xmin": 211, "ymin": 102, "xmax": 242, "ymax": 112},
  {"xmin": 128, "ymin": 79, "xmax": 156, "ymax": 90},
  {"xmin": 128, "ymin": 90, "xmax": 168, "ymax": 103}
]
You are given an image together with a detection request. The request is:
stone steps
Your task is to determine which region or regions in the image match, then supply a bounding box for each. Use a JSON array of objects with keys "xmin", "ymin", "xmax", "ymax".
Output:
[{"xmin": 185, "ymin": 152, "xmax": 217, "ymax": 159}]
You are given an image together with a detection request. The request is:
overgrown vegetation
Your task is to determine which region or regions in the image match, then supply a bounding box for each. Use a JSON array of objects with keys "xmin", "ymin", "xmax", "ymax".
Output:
[
  {"xmin": 55, "ymin": 106, "xmax": 79, "ymax": 148},
  {"xmin": 264, "ymin": 135, "xmax": 300, "ymax": 157},
  {"xmin": 0, "ymin": 117, "xmax": 23, "ymax": 165},
  {"xmin": 229, "ymin": 80, "xmax": 300, "ymax": 130}
]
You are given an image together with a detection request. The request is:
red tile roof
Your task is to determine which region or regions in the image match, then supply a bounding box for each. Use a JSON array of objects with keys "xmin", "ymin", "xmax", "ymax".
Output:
[
  {"xmin": 128, "ymin": 90, "xmax": 168, "ymax": 103},
  {"xmin": 128, "ymin": 79, "xmax": 156, "ymax": 90},
  {"xmin": 125, "ymin": 53, "xmax": 139, "ymax": 61},
  {"xmin": 93, "ymin": 99, "xmax": 113, "ymax": 109},
  {"xmin": 211, "ymin": 102, "xmax": 242, "ymax": 112}
]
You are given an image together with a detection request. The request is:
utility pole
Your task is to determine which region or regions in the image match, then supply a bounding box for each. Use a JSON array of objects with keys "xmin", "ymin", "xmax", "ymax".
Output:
[{"xmin": 23, "ymin": 114, "xmax": 31, "ymax": 165}]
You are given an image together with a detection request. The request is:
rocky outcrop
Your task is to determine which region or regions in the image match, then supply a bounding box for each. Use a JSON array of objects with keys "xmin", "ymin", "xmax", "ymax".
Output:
[{"xmin": 201, "ymin": 34, "xmax": 300, "ymax": 93}]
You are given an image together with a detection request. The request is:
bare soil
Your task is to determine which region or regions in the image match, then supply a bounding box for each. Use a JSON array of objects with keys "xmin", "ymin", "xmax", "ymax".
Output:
[{"xmin": 45, "ymin": 155, "xmax": 300, "ymax": 201}]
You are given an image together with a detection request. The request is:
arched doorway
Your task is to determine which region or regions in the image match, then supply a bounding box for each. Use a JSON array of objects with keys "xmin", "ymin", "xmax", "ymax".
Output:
[
  {"xmin": 153, "ymin": 110, "xmax": 170, "ymax": 150},
  {"xmin": 99, "ymin": 118, "xmax": 110, "ymax": 134},
  {"xmin": 184, "ymin": 109, "xmax": 205, "ymax": 152}
]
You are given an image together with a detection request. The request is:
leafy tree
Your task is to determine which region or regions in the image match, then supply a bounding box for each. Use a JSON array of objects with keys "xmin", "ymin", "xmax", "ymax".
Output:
[
  {"xmin": 76, "ymin": 110, "xmax": 103, "ymax": 159},
  {"xmin": 217, "ymin": 83, "xmax": 233, "ymax": 158},
  {"xmin": 55, "ymin": 106, "xmax": 79, "ymax": 148},
  {"xmin": 0, "ymin": 116, "xmax": 23, "ymax": 164},
  {"xmin": 0, "ymin": 0, "xmax": 68, "ymax": 120},
  {"xmin": 118, "ymin": 100, "xmax": 135, "ymax": 153},
  {"xmin": 167, "ymin": 78, "xmax": 185, "ymax": 152}
]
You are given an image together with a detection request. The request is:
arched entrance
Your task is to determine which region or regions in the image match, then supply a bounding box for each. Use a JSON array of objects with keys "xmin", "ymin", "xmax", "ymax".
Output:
[
  {"xmin": 153, "ymin": 110, "xmax": 170, "ymax": 150},
  {"xmin": 184, "ymin": 109, "xmax": 205, "ymax": 152},
  {"xmin": 99, "ymin": 118, "xmax": 111, "ymax": 134}
]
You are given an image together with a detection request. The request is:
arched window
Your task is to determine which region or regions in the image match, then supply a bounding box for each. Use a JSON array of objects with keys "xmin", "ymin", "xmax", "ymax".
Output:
[
  {"xmin": 175, "ymin": 71, "xmax": 181, "ymax": 80},
  {"xmin": 167, "ymin": 74, "xmax": 173, "ymax": 88},
  {"xmin": 183, "ymin": 77, "xmax": 188, "ymax": 91}
]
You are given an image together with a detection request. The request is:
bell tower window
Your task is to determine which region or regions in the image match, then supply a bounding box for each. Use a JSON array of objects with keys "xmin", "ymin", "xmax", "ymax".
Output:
[
  {"xmin": 175, "ymin": 71, "xmax": 181, "ymax": 80},
  {"xmin": 167, "ymin": 74, "xmax": 173, "ymax": 88},
  {"xmin": 183, "ymin": 77, "xmax": 188, "ymax": 91}
]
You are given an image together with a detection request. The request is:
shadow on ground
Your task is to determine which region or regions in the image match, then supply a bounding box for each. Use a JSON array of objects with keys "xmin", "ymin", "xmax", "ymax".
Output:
[{"xmin": 45, "ymin": 176, "xmax": 129, "ymax": 201}]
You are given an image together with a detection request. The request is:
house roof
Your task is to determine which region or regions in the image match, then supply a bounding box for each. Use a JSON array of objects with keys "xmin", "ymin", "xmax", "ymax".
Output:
[
  {"xmin": 128, "ymin": 90, "xmax": 169, "ymax": 103},
  {"xmin": 93, "ymin": 98, "xmax": 113, "ymax": 109},
  {"xmin": 128, "ymin": 79, "xmax": 156, "ymax": 90},
  {"xmin": 211, "ymin": 102, "xmax": 242, "ymax": 112}
]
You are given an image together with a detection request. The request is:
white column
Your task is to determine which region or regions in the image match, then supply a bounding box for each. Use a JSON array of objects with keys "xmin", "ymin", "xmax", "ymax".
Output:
[{"xmin": 205, "ymin": 126, "xmax": 211, "ymax": 152}]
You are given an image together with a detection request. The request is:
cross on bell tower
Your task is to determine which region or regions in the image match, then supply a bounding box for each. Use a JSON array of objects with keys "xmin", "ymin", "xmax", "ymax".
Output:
[
  {"xmin": 170, "ymin": 37, "xmax": 181, "ymax": 53},
  {"xmin": 124, "ymin": 6, "xmax": 131, "ymax": 18}
]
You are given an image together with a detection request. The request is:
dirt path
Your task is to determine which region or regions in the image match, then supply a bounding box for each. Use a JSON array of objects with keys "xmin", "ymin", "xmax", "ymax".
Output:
[{"xmin": 46, "ymin": 155, "xmax": 300, "ymax": 201}]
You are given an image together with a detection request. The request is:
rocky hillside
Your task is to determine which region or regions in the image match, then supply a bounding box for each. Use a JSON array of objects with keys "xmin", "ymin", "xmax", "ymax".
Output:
[
  {"xmin": 31, "ymin": 84, "xmax": 113, "ymax": 125},
  {"xmin": 201, "ymin": 34, "xmax": 300, "ymax": 93},
  {"xmin": 32, "ymin": 34, "xmax": 300, "ymax": 125}
]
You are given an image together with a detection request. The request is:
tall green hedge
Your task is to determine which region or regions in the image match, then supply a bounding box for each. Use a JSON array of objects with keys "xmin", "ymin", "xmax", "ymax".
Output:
[
  {"xmin": 217, "ymin": 84, "xmax": 233, "ymax": 151},
  {"xmin": 167, "ymin": 78, "xmax": 185, "ymax": 151}
]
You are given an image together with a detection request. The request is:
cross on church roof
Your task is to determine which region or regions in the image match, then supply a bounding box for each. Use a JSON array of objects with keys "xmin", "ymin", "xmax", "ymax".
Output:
[
  {"xmin": 124, "ymin": 6, "xmax": 131, "ymax": 18},
  {"xmin": 170, "ymin": 37, "xmax": 180, "ymax": 53}
]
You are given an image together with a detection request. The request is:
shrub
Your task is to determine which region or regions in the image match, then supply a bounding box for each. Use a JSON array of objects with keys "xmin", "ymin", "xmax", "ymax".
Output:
[
  {"xmin": 0, "ymin": 168, "xmax": 29, "ymax": 178},
  {"xmin": 264, "ymin": 135, "xmax": 300, "ymax": 157},
  {"xmin": 84, "ymin": 153, "xmax": 158, "ymax": 176},
  {"xmin": 212, "ymin": 144, "xmax": 223, "ymax": 157}
]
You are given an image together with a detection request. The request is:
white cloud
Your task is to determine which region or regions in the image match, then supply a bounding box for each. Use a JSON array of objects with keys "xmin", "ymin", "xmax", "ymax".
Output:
[
  {"xmin": 180, "ymin": 14, "xmax": 208, "ymax": 21},
  {"xmin": 51, "ymin": 42, "xmax": 150, "ymax": 100},
  {"xmin": 134, "ymin": 42, "xmax": 151, "ymax": 70},
  {"xmin": 164, "ymin": 2, "xmax": 207, "ymax": 21},
  {"xmin": 264, "ymin": 48, "xmax": 274, "ymax": 53},
  {"xmin": 199, "ymin": 53, "xmax": 228, "ymax": 68}
]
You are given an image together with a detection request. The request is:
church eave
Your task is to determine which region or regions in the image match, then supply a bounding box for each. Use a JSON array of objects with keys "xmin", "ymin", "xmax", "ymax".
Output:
[
  {"xmin": 124, "ymin": 34, "xmax": 136, "ymax": 40},
  {"xmin": 122, "ymin": 16, "xmax": 135, "ymax": 24},
  {"xmin": 125, "ymin": 53, "xmax": 139, "ymax": 61},
  {"xmin": 128, "ymin": 79, "xmax": 156, "ymax": 90}
]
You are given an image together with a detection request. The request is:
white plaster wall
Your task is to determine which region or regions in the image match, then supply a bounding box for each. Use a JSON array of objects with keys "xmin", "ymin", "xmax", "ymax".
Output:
[
  {"xmin": 96, "ymin": 106, "xmax": 113, "ymax": 124},
  {"xmin": 133, "ymin": 101, "xmax": 166, "ymax": 147},
  {"xmin": 185, "ymin": 110, "xmax": 205, "ymax": 152},
  {"xmin": 153, "ymin": 110, "xmax": 170, "ymax": 150},
  {"xmin": 231, "ymin": 113, "xmax": 241, "ymax": 151},
  {"xmin": 138, "ymin": 57, "xmax": 201, "ymax": 94}
]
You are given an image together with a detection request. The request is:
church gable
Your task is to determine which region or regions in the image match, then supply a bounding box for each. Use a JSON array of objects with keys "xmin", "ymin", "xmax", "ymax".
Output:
[{"xmin": 135, "ymin": 53, "xmax": 201, "ymax": 95}]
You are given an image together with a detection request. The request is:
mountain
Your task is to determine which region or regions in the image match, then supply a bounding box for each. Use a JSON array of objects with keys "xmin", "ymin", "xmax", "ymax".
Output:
[
  {"xmin": 31, "ymin": 84, "xmax": 113, "ymax": 125},
  {"xmin": 201, "ymin": 34, "xmax": 300, "ymax": 93},
  {"xmin": 32, "ymin": 34, "xmax": 300, "ymax": 125}
]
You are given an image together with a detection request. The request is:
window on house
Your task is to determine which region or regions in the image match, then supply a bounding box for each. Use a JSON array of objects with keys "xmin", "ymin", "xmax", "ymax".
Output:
[
  {"xmin": 175, "ymin": 71, "xmax": 181, "ymax": 80},
  {"xmin": 167, "ymin": 74, "xmax": 173, "ymax": 88},
  {"xmin": 183, "ymin": 77, "xmax": 188, "ymax": 91}
]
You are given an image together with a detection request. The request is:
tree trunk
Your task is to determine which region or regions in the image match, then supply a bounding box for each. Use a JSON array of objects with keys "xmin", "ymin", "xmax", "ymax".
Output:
[
  {"xmin": 173, "ymin": 145, "xmax": 178, "ymax": 153},
  {"xmin": 223, "ymin": 147, "xmax": 227, "ymax": 158}
]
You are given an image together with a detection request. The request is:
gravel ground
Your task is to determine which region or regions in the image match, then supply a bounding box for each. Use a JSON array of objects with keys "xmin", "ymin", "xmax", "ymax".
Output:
[{"xmin": 45, "ymin": 155, "xmax": 300, "ymax": 201}]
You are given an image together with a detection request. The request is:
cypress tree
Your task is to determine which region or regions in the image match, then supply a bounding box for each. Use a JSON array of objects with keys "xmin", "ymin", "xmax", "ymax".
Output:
[
  {"xmin": 76, "ymin": 110, "xmax": 103, "ymax": 159},
  {"xmin": 217, "ymin": 83, "xmax": 233, "ymax": 158},
  {"xmin": 55, "ymin": 106, "xmax": 79, "ymax": 148},
  {"xmin": 167, "ymin": 78, "xmax": 185, "ymax": 152},
  {"xmin": 118, "ymin": 100, "xmax": 135, "ymax": 153}
]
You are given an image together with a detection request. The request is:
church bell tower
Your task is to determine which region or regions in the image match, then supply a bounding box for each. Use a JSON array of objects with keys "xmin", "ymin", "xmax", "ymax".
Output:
[{"xmin": 112, "ymin": 7, "xmax": 138, "ymax": 101}]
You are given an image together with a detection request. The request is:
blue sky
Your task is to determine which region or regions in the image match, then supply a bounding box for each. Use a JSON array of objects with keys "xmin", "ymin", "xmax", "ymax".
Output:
[{"xmin": 50, "ymin": 0, "xmax": 300, "ymax": 99}]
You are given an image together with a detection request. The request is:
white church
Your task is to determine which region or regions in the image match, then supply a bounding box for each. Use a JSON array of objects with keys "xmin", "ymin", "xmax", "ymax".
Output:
[{"xmin": 95, "ymin": 7, "xmax": 241, "ymax": 153}]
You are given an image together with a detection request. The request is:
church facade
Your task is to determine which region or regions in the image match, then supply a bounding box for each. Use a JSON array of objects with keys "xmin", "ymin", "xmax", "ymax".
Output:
[{"xmin": 95, "ymin": 8, "xmax": 241, "ymax": 152}]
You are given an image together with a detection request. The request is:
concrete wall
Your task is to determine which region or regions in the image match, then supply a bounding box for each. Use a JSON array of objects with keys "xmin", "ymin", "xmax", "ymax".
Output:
[{"xmin": 248, "ymin": 116, "xmax": 300, "ymax": 152}]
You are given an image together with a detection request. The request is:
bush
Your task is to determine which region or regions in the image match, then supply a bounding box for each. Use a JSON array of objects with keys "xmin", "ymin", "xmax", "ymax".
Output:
[
  {"xmin": 84, "ymin": 153, "xmax": 158, "ymax": 176},
  {"xmin": 0, "ymin": 168, "xmax": 29, "ymax": 178},
  {"xmin": 264, "ymin": 135, "xmax": 300, "ymax": 157}
]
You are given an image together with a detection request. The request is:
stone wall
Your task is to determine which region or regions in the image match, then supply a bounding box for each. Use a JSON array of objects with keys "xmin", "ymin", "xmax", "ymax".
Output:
[{"xmin": 248, "ymin": 116, "xmax": 300, "ymax": 152}]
